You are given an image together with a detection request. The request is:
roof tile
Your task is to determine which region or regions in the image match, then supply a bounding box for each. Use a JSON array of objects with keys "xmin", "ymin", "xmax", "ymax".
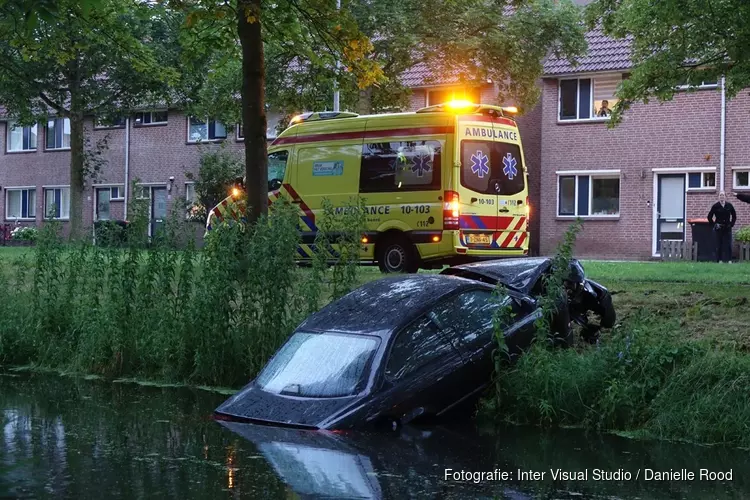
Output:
[{"xmin": 544, "ymin": 28, "xmax": 632, "ymax": 75}]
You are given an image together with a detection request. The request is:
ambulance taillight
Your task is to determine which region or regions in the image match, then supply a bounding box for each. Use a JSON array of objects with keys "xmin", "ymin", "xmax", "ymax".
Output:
[
  {"xmin": 525, "ymin": 196, "xmax": 531, "ymax": 220},
  {"xmin": 444, "ymin": 191, "xmax": 460, "ymax": 230}
]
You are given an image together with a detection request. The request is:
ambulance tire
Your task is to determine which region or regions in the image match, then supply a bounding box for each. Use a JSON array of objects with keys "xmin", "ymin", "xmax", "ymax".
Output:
[{"xmin": 377, "ymin": 235, "xmax": 419, "ymax": 274}]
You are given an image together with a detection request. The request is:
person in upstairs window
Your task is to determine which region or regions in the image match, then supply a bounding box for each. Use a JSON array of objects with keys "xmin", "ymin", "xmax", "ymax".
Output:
[
  {"xmin": 597, "ymin": 100, "xmax": 612, "ymax": 117},
  {"xmin": 708, "ymin": 191, "xmax": 737, "ymax": 263}
]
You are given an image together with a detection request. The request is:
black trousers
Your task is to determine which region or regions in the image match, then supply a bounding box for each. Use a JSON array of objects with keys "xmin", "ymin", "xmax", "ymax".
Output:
[{"xmin": 715, "ymin": 229, "xmax": 732, "ymax": 262}]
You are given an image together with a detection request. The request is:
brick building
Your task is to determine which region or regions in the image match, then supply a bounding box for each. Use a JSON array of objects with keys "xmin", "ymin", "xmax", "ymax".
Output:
[
  {"xmin": 4, "ymin": 22, "xmax": 748, "ymax": 260},
  {"xmin": 403, "ymin": 28, "xmax": 750, "ymax": 260}
]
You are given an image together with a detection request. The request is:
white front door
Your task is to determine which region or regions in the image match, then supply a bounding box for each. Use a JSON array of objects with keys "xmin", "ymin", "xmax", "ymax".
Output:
[{"xmin": 654, "ymin": 174, "xmax": 686, "ymax": 255}]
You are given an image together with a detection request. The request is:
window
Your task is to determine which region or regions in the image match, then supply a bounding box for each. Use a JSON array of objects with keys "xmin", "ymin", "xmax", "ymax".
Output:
[
  {"xmin": 109, "ymin": 186, "xmax": 124, "ymax": 200},
  {"xmin": 557, "ymin": 173, "xmax": 620, "ymax": 217},
  {"xmin": 460, "ymin": 140, "xmax": 525, "ymax": 196},
  {"xmin": 429, "ymin": 290, "xmax": 501, "ymax": 350},
  {"xmin": 256, "ymin": 332, "xmax": 379, "ymax": 397},
  {"xmin": 734, "ymin": 170, "xmax": 750, "ymax": 189},
  {"xmin": 43, "ymin": 187, "xmax": 70, "ymax": 219},
  {"xmin": 688, "ymin": 172, "xmax": 716, "ymax": 190},
  {"xmin": 427, "ymin": 88, "xmax": 481, "ymax": 106},
  {"xmin": 6, "ymin": 188, "xmax": 36, "ymax": 219},
  {"xmin": 676, "ymin": 77, "xmax": 718, "ymax": 90},
  {"xmin": 7, "ymin": 123, "xmax": 37, "ymax": 152},
  {"xmin": 188, "ymin": 117, "xmax": 227, "ymax": 142},
  {"xmin": 385, "ymin": 315, "xmax": 454, "ymax": 381},
  {"xmin": 46, "ymin": 118, "xmax": 71, "ymax": 150},
  {"xmin": 134, "ymin": 111, "xmax": 168, "ymax": 126},
  {"xmin": 236, "ymin": 123, "xmax": 244, "ymax": 140},
  {"xmin": 94, "ymin": 116, "xmax": 126, "ymax": 129},
  {"xmin": 268, "ymin": 151, "xmax": 287, "ymax": 191},
  {"xmin": 96, "ymin": 188, "xmax": 111, "ymax": 221},
  {"xmin": 185, "ymin": 182, "xmax": 196, "ymax": 203},
  {"xmin": 360, "ymin": 141, "xmax": 442, "ymax": 193},
  {"xmin": 559, "ymin": 75, "xmax": 621, "ymax": 121},
  {"xmin": 136, "ymin": 186, "xmax": 151, "ymax": 199}
]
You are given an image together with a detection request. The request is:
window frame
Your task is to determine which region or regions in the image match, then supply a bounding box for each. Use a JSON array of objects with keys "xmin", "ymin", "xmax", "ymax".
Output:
[
  {"xmin": 733, "ymin": 168, "xmax": 750, "ymax": 190},
  {"xmin": 236, "ymin": 123, "xmax": 244, "ymax": 141},
  {"xmin": 42, "ymin": 185, "xmax": 71, "ymax": 220},
  {"xmin": 687, "ymin": 171, "xmax": 717, "ymax": 192},
  {"xmin": 5, "ymin": 187, "xmax": 37, "ymax": 220},
  {"xmin": 93, "ymin": 116, "xmax": 126, "ymax": 130},
  {"xmin": 556, "ymin": 171, "xmax": 621, "ymax": 218},
  {"xmin": 676, "ymin": 80, "xmax": 719, "ymax": 91},
  {"xmin": 45, "ymin": 117, "xmax": 71, "ymax": 151},
  {"xmin": 6, "ymin": 122, "xmax": 38, "ymax": 153},
  {"xmin": 557, "ymin": 77, "xmax": 613, "ymax": 123},
  {"xmin": 134, "ymin": 110, "xmax": 168, "ymax": 127},
  {"xmin": 186, "ymin": 116, "xmax": 227, "ymax": 143}
]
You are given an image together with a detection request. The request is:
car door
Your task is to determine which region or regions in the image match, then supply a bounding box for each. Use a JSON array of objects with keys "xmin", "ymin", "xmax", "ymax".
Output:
[
  {"xmin": 369, "ymin": 313, "xmax": 466, "ymax": 425},
  {"xmin": 429, "ymin": 288, "xmax": 539, "ymax": 393}
]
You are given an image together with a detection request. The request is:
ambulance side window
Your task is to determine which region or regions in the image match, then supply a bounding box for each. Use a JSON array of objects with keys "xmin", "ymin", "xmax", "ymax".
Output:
[
  {"xmin": 268, "ymin": 151, "xmax": 288, "ymax": 191},
  {"xmin": 360, "ymin": 140, "xmax": 442, "ymax": 193}
]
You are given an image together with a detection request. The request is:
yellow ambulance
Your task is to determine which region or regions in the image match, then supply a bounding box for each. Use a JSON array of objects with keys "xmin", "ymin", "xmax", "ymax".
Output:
[{"xmin": 206, "ymin": 101, "xmax": 531, "ymax": 273}]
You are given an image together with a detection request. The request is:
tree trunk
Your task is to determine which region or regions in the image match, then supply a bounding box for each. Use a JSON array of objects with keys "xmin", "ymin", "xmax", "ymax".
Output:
[
  {"xmin": 69, "ymin": 98, "xmax": 85, "ymax": 241},
  {"xmin": 357, "ymin": 87, "xmax": 373, "ymax": 115},
  {"xmin": 237, "ymin": 0, "xmax": 267, "ymax": 224}
]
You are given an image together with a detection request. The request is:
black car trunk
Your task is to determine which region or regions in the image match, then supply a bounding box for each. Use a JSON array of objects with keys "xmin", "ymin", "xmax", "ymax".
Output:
[{"xmin": 214, "ymin": 384, "xmax": 360, "ymax": 429}]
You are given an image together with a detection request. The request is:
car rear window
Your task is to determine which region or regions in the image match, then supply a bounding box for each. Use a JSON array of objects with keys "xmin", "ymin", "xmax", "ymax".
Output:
[
  {"xmin": 460, "ymin": 140, "xmax": 525, "ymax": 195},
  {"xmin": 257, "ymin": 332, "xmax": 379, "ymax": 398}
]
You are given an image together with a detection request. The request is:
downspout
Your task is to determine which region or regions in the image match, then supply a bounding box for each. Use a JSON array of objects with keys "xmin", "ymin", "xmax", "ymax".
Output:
[
  {"xmin": 124, "ymin": 117, "xmax": 130, "ymax": 218},
  {"xmin": 720, "ymin": 76, "xmax": 726, "ymax": 192}
]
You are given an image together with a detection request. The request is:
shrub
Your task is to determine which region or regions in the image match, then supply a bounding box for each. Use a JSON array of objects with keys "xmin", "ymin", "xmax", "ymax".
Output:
[
  {"xmin": 735, "ymin": 225, "xmax": 750, "ymax": 243},
  {"xmin": 11, "ymin": 226, "xmax": 38, "ymax": 241}
]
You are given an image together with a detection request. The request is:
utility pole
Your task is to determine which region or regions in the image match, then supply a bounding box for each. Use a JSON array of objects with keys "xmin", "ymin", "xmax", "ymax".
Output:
[{"xmin": 333, "ymin": 0, "xmax": 341, "ymax": 111}]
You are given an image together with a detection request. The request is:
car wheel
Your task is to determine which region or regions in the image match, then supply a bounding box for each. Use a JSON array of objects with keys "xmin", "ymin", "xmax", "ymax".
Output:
[
  {"xmin": 377, "ymin": 235, "xmax": 419, "ymax": 274},
  {"xmin": 548, "ymin": 293, "xmax": 574, "ymax": 348},
  {"xmin": 597, "ymin": 295, "xmax": 617, "ymax": 329}
]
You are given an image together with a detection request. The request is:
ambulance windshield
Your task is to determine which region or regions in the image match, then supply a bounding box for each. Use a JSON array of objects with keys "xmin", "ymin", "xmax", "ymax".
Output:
[
  {"xmin": 268, "ymin": 151, "xmax": 288, "ymax": 191},
  {"xmin": 460, "ymin": 141, "xmax": 525, "ymax": 196}
]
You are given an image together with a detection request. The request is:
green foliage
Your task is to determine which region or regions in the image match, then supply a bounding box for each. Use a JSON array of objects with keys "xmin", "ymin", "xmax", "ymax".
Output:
[
  {"xmin": 10, "ymin": 226, "xmax": 38, "ymax": 241},
  {"xmin": 586, "ymin": 0, "xmax": 747, "ymax": 126},
  {"xmin": 735, "ymin": 225, "xmax": 750, "ymax": 243},
  {"xmin": 185, "ymin": 146, "xmax": 244, "ymax": 224},
  {"xmin": 0, "ymin": 199, "xmax": 315, "ymax": 387},
  {"xmin": 535, "ymin": 219, "xmax": 582, "ymax": 342}
]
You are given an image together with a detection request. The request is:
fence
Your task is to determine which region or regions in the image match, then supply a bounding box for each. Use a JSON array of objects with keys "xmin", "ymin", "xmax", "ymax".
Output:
[
  {"xmin": 738, "ymin": 242, "xmax": 750, "ymax": 262},
  {"xmin": 660, "ymin": 240, "xmax": 698, "ymax": 261}
]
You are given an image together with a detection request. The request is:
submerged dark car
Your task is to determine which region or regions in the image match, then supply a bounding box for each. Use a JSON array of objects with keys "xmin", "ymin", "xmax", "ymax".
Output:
[{"xmin": 214, "ymin": 274, "xmax": 542, "ymax": 430}]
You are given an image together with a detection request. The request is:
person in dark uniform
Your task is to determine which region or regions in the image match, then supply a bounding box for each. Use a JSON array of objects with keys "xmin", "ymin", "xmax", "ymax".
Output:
[{"xmin": 707, "ymin": 191, "xmax": 737, "ymax": 262}]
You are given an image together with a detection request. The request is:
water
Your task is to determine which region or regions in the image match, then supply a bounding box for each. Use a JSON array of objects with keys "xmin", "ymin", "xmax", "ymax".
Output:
[{"xmin": 1, "ymin": 372, "xmax": 748, "ymax": 499}]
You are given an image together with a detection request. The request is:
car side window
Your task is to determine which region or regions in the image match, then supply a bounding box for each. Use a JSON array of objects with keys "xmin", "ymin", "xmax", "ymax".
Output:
[
  {"xmin": 429, "ymin": 289, "xmax": 502, "ymax": 350},
  {"xmin": 385, "ymin": 315, "xmax": 455, "ymax": 381}
]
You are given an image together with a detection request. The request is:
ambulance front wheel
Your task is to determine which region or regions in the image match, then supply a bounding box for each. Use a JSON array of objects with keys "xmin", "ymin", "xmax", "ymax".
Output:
[{"xmin": 377, "ymin": 236, "xmax": 419, "ymax": 274}]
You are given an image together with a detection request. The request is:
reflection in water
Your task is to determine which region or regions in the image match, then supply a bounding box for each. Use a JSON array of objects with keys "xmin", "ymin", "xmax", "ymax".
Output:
[{"xmin": 1, "ymin": 372, "xmax": 749, "ymax": 499}]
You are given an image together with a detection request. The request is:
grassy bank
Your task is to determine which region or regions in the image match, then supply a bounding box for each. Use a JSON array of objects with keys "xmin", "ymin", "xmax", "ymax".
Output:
[{"xmin": 486, "ymin": 267, "xmax": 750, "ymax": 447}]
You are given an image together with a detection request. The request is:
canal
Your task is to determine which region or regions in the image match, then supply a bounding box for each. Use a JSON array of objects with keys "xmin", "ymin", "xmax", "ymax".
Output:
[{"xmin": 1, "ymin": 372, "xmax": 747, "ymax": 499}]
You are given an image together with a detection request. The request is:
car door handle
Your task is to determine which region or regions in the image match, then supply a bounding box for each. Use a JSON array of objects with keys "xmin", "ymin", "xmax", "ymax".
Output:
[
  {"xmin": 499, "ymin": 207, "xmax": 509, "ymax": 213},
  {"xmin": 291, "ymin": 198, "xmax": 302, "ymax": 204}
]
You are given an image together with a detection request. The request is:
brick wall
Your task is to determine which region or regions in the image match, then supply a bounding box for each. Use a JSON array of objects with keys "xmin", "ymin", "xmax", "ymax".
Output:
[
  {"xmin": 0, "ymin": 113, "xmax": 244, "ymax": 234},
  {"xmin": 538, "ymin": 77, "xmax": 750, "ymax": 259}
]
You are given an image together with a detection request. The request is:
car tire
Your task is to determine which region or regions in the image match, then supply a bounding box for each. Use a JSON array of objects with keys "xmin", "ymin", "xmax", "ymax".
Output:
[
  {"xmin": 377, "ymin": 235, "xmax": 419, "ymax": 274},
  {"xmin": 597, "ymin": 295, "xmax": 617, "ymax": 329},
  {"xmin": 548, "ymin": 293, "xmax": 574, "ymax": 348}
]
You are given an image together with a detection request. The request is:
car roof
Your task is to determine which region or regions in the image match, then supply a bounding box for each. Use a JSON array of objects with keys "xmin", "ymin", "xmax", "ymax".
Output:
[
  {"xmin": 441, "ymin": 258, "xmax": 553, "ymax": 294},
  {"xmin": 297, "ymin": 274, "xmax": 490, "ymax": 337}
]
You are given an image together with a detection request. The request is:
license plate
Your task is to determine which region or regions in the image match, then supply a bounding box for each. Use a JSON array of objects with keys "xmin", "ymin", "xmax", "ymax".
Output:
[{"xmin": 467, "ymin": 233, "xmax": 492, "ymax": 245}]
